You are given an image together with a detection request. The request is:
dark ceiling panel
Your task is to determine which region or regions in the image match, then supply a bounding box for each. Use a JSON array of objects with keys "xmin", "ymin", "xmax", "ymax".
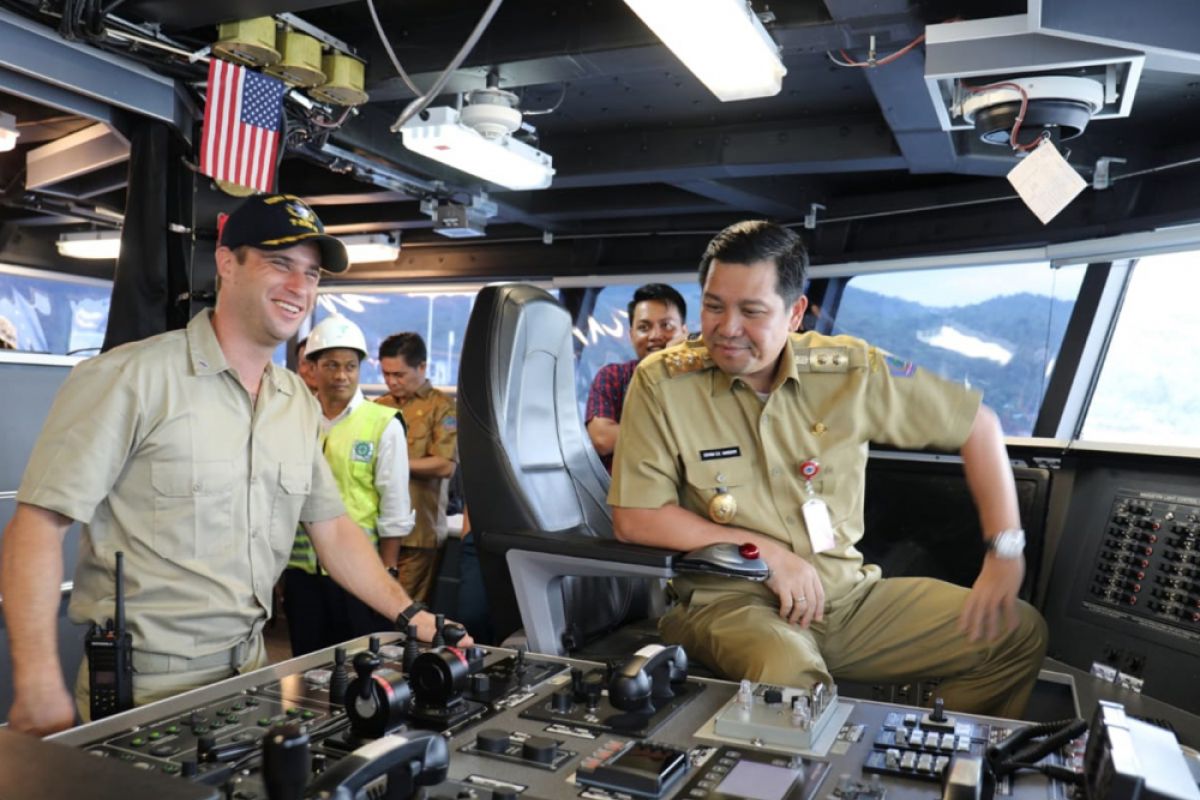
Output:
[{"xmin": 119, "ymin": 0, "xmax": 358, "ymax": 31}]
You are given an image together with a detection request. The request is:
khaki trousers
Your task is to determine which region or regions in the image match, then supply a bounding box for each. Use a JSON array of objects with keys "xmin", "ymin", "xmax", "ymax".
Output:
[
  {"xmin": 75, "ymin": 635, "xmax": 268, "ymax": 722},
  {"xmin": 660, "ymin": 576, "xmax": 1046, "ymax": 718},
  {"xmin": 396, "ymin": 545, "xmax": 441, "ymax": 604}
]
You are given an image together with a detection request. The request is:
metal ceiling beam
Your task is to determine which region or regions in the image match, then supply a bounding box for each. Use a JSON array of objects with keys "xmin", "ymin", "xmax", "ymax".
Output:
[
  {"xmin": 821, "ymin": 0, "xmax": 958, "ymax": 175},
  {"xmin": 549, "ymin": 119, "xmax": 905, "ymax": 189},
  {"xmin": 118, "ymin": 0, "xmax": 358, "ymax": 30},
  {"xmin": 0, "ymin": 8, "xmax": 192, "ymax": 136},
  {"xmin": 0, "ymin": 65, "xmax": 117, "ymax": 126},
  {"xmin": 669, "ymin": 179, "xmax": 809, "ymax": 218}
]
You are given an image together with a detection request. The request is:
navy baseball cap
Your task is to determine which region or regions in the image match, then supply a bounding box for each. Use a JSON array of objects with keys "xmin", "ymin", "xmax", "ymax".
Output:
[{"xmin": 218, "ymin": 194, "xmax": 349, "ymax": 273}]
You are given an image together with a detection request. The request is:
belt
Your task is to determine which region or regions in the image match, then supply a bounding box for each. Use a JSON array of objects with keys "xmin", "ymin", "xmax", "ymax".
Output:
[{"xmin": 132, "ymin": 637, "xmax": 259, "ymax": 675}]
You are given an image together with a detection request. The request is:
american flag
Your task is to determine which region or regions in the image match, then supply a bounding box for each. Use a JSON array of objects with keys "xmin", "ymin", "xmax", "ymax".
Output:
[{"xmin": 199, "ymin": 60, "xmax": 286, "ymax": 193}]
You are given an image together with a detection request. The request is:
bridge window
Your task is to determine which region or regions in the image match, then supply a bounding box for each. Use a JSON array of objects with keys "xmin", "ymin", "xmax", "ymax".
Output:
[
  {"xmin": 830, "ymin": 262, "xmax": 1086, "ymax": 437},
  {"xmin": 0, "ymin": 264, "xmax": 111, "ymax": 356},
  {"xmin": 313, "ymin": 288, "xmax": 478, "ymax": 391},
  {"xmin": 1082, "ymin": 251, "xmax": 1200, "ymax": 447}
]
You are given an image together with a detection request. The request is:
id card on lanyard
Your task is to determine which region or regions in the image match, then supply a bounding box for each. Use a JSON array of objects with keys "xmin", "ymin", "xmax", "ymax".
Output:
[{"xmin": 799, "ymin": 460, "xmax": 836, "ymax": 553}]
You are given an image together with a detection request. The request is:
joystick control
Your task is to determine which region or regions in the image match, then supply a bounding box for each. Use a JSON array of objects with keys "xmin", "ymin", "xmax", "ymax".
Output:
[
  {"xmin": 609, "ymin": 644, "xmax": 688, "ymax": 714},
  {"xmin": 330, "ymin": 646, "xmax": 351, "ymax": 706},
  {"xmin": 443, "ymin": 623, "xmax": 467, "ymax": 648},
  {"xmin": 402, "ymin": 624, "xmax": 420, "ymax": 672},
  {"xmin": 345, "ymin": 651, "xmax": 411, "ymax": 739},
  {"xmin": 432, "ymin": 613, "xmax": 447, "ymax": 648}
]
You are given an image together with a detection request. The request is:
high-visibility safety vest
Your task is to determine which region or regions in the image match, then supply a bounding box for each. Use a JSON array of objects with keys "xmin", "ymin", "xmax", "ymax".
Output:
[{"xmin": 288, "ymin": 401, "xmax": 402, "ymax": 574}]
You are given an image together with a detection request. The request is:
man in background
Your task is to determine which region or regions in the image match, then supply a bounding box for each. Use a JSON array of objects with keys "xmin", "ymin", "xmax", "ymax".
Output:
[
  {"xmin": 586, "ymin": 283, "xmax": 688, "ymax": 472},
  {"xmin": 284, "ymin": 315, "xmax": 415, "ymax": 655},
  {"xmin": 376, "ymin": 332, "xmax": 457, "ymax": 603},
  {"xmin": 295, "ymin": 335, "xmax": 318, "ymax": 393}
]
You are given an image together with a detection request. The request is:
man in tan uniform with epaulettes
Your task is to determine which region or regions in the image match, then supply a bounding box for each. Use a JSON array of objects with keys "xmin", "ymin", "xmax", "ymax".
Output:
[{"xmin": 609, "ymin": 220, "xmax": 1046, "ymax": 718}]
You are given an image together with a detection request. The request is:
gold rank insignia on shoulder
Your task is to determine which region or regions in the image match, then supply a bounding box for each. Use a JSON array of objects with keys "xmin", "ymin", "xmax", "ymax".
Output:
[
  {"xmin": 665, "ymin": 348, "xmax": 711, "ymax": 378},
  {"xmin": 795, "ymin": 346, "xmax": 854, "ymax": 373}
]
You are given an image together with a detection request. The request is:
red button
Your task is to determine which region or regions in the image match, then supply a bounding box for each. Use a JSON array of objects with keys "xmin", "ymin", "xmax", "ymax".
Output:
[{"xmin": 739, "ymin": 543, "xmax": 760, "ymax": 559}]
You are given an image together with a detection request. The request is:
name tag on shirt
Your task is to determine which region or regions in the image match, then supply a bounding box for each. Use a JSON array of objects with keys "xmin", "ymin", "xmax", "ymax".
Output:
[{"xmin": 802, "ymin": 498, "xmax": 836, "ymax": 553}]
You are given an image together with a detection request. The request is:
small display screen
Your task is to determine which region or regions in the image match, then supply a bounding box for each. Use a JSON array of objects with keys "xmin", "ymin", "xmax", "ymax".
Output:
[
  {"xmin": 613, "ymin": 743, "xmax": 677, "ymax": 776},
  {"xmin": 715, "ymin": 761, "xmax": 798, "ymax": 800}
]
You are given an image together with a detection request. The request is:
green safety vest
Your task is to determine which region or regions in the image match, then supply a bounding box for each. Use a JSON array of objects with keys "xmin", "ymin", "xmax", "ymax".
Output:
[{"xmin": 288, "ymin": 401, "xmax": 402, "ymax": 574}]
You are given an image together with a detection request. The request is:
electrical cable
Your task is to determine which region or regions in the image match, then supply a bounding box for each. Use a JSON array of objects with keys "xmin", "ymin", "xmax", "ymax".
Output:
[
  {"xmin": 522, "ymin": 83, "xmax": 567, "ymax": 116},
  {"xmin": 366, "ymin": 0, "xmax": 423, "ymax": 97},
  {"xmin": 961, "ymin": 81, "xmax": 1045, "ymax": 152},
  {"xmin": 1109, "ymin": 153, "xmax": 1200, "ymax": 183},
  {"xmin": 389, "ymin": 0, "xmax": 506, "ymax": 133},
  {"xmin": 826, "ymin": 32, "xmax": 926, "ymax": 68},
  {"xmin": 310, "ymin": 106, "xmax": 355, "ymax": 129}
]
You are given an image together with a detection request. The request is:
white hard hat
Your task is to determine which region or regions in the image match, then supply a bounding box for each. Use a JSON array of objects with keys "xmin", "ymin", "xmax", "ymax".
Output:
[{"xmin": 305, "ymin": 315, "xmax": 367, "ymax": 360}]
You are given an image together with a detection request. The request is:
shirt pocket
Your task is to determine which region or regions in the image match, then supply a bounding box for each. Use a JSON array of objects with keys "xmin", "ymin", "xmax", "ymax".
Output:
[
  {"xmin": 272, "ymin": 461, "xmax": 312, "ymax": 560},
  {"xmin": 151, "ymin": 460, "xmax": 234, "ymax": 559},
  {"xmin": 682, "ymin": 455, "xmax": 754, "ymax": 523}
]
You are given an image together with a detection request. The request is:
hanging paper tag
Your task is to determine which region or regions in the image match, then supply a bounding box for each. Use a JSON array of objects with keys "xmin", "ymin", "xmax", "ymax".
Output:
[{"xmin": 802, "ymin": 498, "xmax": 836, "ymax": 554}]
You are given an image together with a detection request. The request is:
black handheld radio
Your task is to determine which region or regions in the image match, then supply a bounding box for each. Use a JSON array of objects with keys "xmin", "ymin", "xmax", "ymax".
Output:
[{"xmin": 85, "ymin": 550, "xmax": 133, "ymax": 720}]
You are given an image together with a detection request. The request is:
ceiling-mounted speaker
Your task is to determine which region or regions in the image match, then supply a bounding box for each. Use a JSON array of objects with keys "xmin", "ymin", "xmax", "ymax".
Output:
[
  {"xmin": 265, "ymin": 29, "xmax": 326, "ymax": 88},
  {"xmin": 309, "ymin": 53, "xmax": 369, "ymax": 106},
  {"xmin": 213, "ymin": 17, "xmax": 280, "ymax": 68}
]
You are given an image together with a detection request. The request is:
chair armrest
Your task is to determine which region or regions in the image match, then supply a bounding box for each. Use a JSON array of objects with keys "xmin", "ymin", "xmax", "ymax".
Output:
[
  {"xmin": 480, "ymin": 528, "xmax": 678, "ymax": 569},
  {"xmin": 482, "ymin": 530, "xmax": 769, "ymax": 657}
]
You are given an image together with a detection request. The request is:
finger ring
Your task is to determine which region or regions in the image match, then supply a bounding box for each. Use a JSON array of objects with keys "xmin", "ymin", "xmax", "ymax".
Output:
[{"xmin": 795, "ymin": 595, "xmax": 807, "ymax": 604}]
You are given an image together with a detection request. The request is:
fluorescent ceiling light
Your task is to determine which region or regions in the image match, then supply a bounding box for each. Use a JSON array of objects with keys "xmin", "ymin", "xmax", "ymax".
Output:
[
  {"xmin": 401, "ymin": 106, "xmax": 555, "ymax": 191},
  {"xmin": 56, "ymin": 230, "xmax": 121, "ymax": 260},
  {"xmin": 0, "ymin": 111, "xmax": 18, "ymax": 152},
  {"xmin": 624, "ymin": 0, "xmax": 786, "ymax": 101},
  {"xmin": 342, "ymin": 233, "xmax": 400, "ymax": 264}
]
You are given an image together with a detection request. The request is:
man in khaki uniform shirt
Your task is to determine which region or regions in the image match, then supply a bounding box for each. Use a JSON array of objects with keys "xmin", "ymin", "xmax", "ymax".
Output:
[
  {"xmin": 377, "ymin": 332, "xmax": 458, "ymax": 602},
  {"xmin": 610, "ymin": 220, "xmax": 1046, "ymax": 718},
  {"xmin": 0, "ymin": 195, "xmax": 469, "ymax": 736}
]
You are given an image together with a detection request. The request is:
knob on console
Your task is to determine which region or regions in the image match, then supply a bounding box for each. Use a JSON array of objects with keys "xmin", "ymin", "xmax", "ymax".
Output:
[
  {"xmin": 475, "ymin": 729, "xmax": 510, "ymax": 754},
  {"xmin": 262, "ymin": 722, "xmax": 310, "ymax": 800},
  {"xmin": 468, "ymin": 672, "xmax": 492, "ymax": 698},
  {"xmin": 521, "ymin": 736, "xmax": 557, "ymax": 765},
  {"xmin": 551, "ymin": 690, "xmax": 573, "ymax": 713}
]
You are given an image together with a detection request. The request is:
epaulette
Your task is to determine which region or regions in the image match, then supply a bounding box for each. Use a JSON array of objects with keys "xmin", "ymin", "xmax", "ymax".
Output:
[
  {"xmin": 793, "ymin": 345, "xmax": 867, "ymax": 373},
  {"xmin": 664, "ymin": 346, "xmax": 711, "ymax": 378}
]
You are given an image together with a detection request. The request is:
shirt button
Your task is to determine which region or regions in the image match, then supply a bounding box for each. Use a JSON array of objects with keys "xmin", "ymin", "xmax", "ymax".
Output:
[
  {"xmin": 771, "ymin": 467, "xmax": 782, "ymax": 477},
  {"xmin": 192, "ymin": 483, "xmax": 201, "ymax": 492}
]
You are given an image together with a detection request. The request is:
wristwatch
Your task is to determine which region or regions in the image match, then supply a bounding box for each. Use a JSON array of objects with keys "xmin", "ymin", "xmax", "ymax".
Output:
[
  {"xmin": 987, "ymin": 528, "xmax": 1026, "ymax": 559},
  {"xmin": 394, "ymin": 600, "xmax": 428, "ymax": 631}
]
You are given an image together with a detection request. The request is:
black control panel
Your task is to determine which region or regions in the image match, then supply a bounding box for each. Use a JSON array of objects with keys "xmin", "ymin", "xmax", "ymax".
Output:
[
  {"xmin": 1087, "ymin": 491, "xmax": 1200, "ymax": 629},
  {"xmin": 39, "ymin": 634, "xmax": 1142, "ymax": 800},
  {"xmin": 1043, "ymin": 454, "xmax": 1200, "ymax": 718}
]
